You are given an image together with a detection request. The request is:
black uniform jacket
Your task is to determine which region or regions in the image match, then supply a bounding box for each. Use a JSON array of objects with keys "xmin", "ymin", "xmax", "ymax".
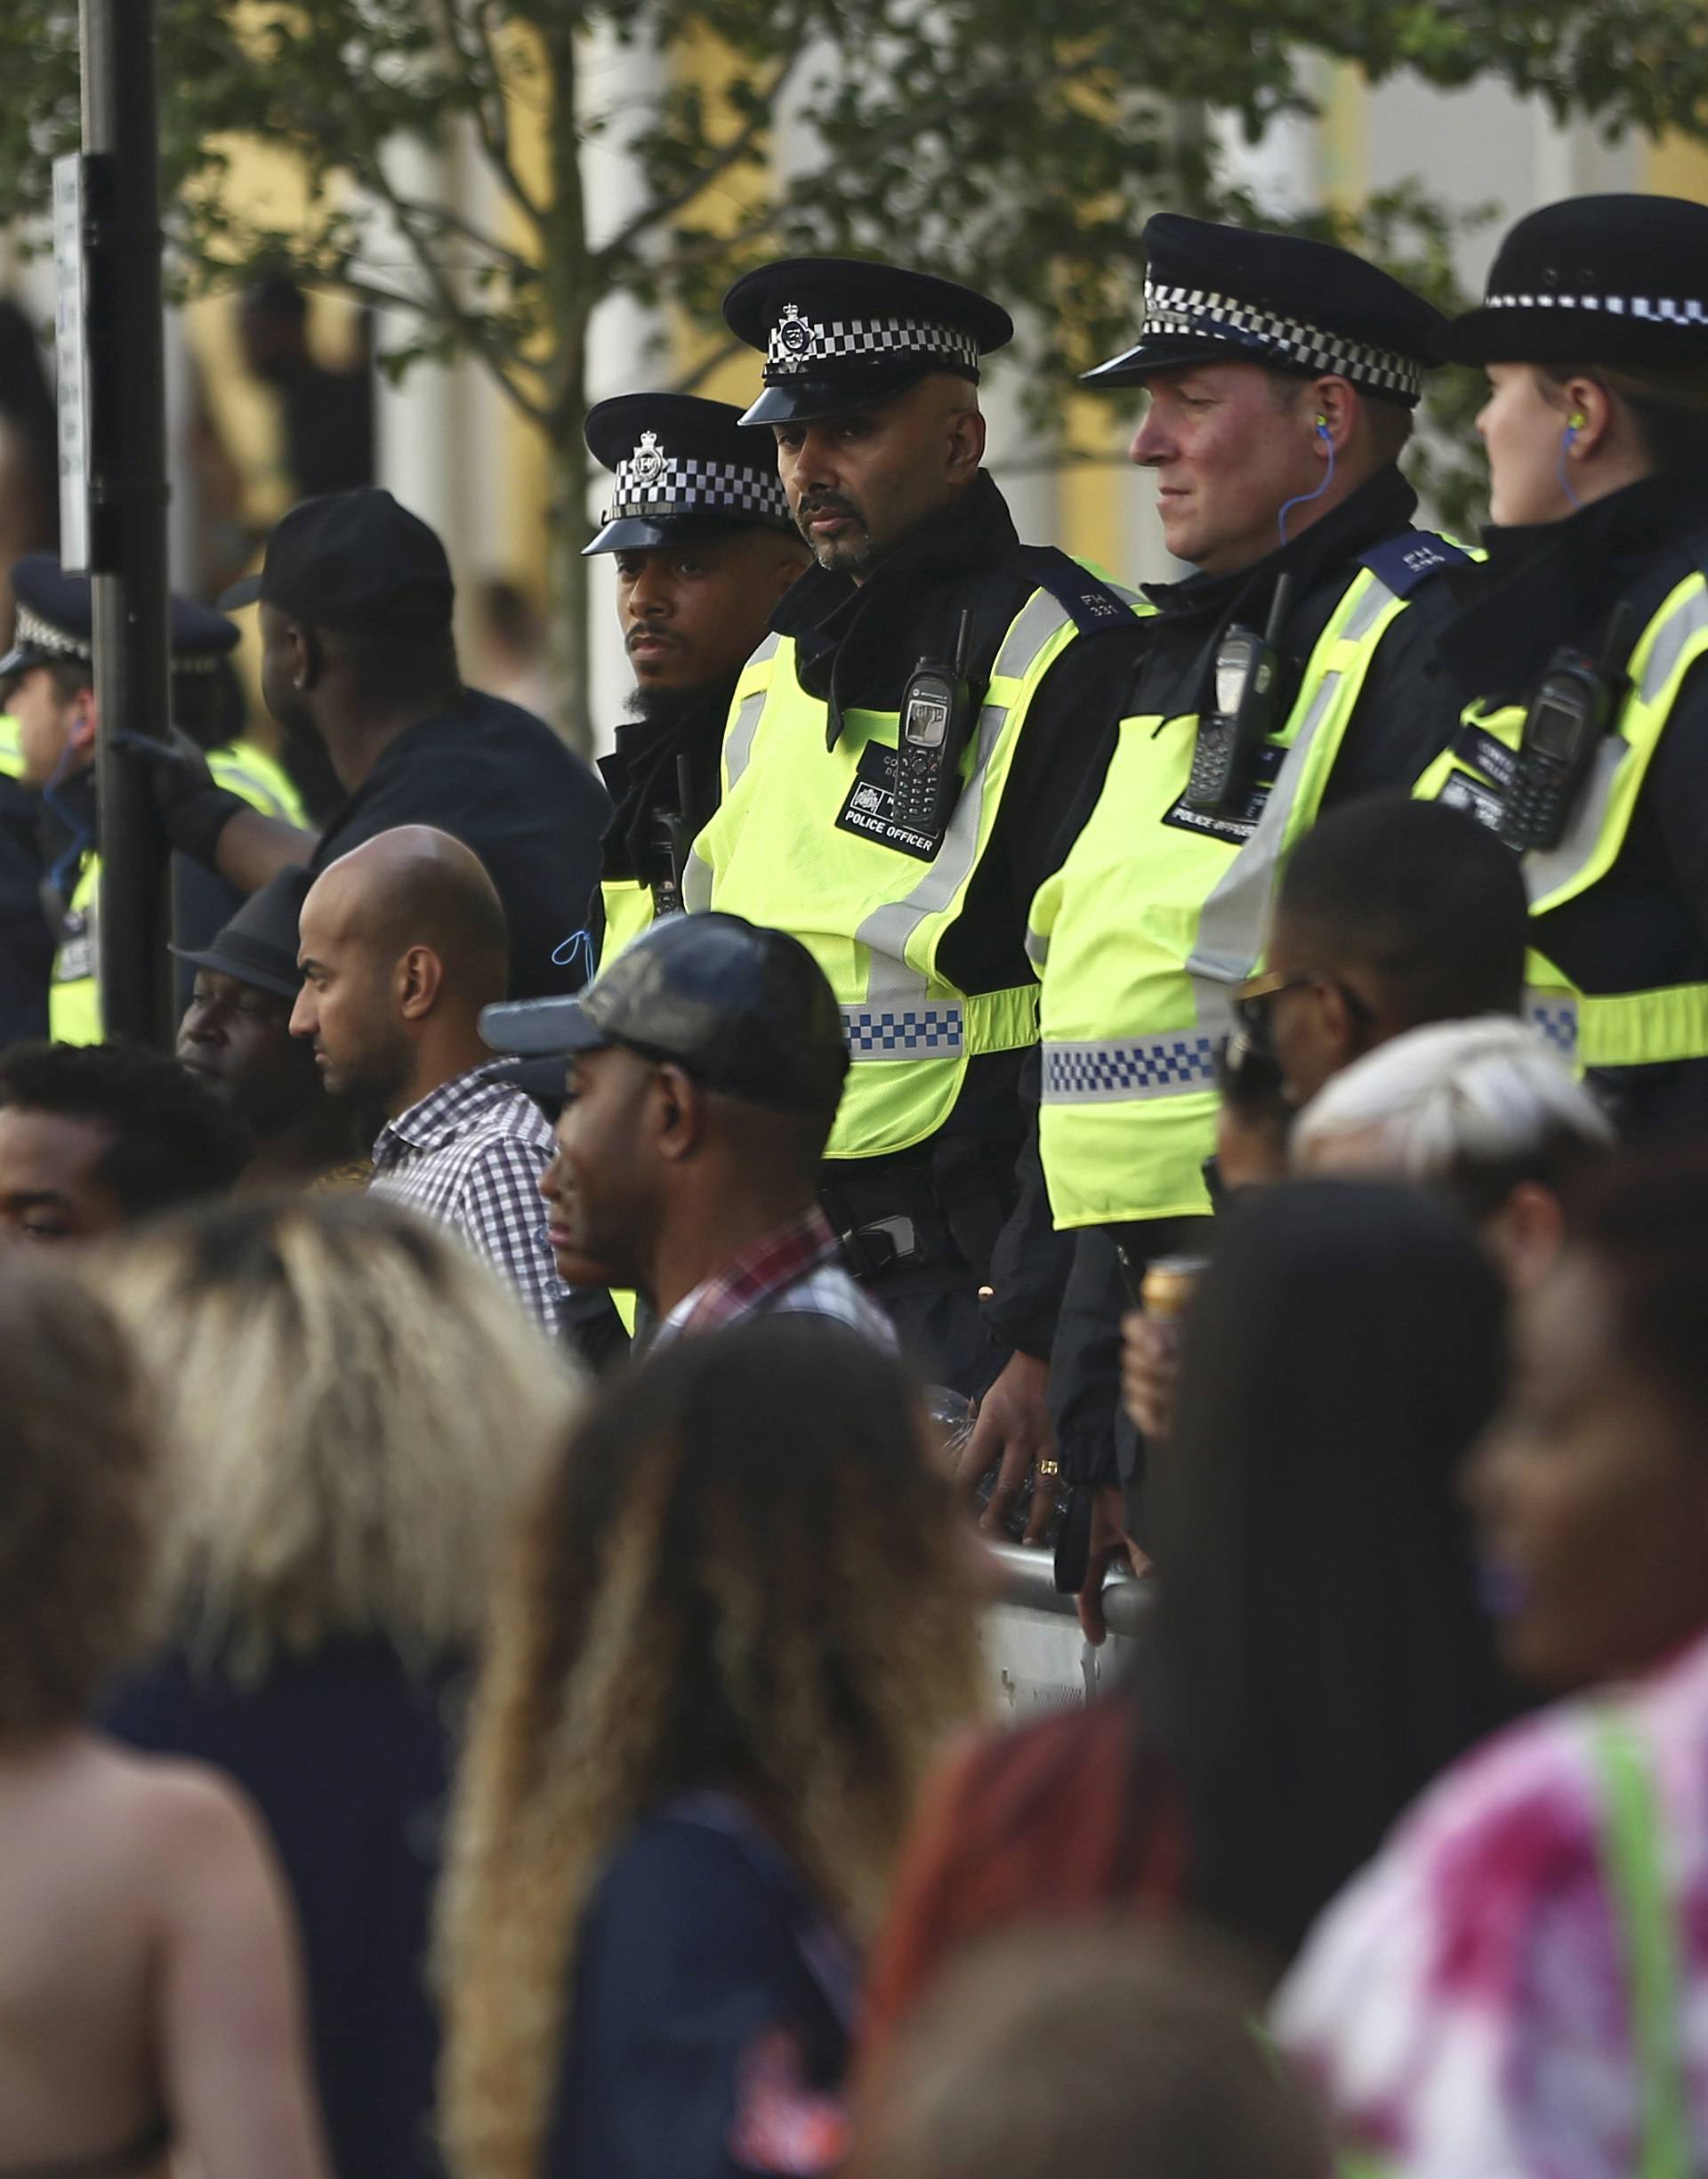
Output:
[
  {"xmin": 597, "ymin": 676, "xmax": 735, "ymax": 894},
  {"xmin": 1434, "ymin": 469, "xmax": 1708, "ymax": 1138},
  {"xmin": 764, "ymin": 469, "xmax": 1151, "ymax": 1355}
]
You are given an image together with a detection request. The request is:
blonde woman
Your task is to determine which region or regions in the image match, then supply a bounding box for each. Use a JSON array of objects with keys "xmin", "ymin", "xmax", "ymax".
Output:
[
  {"xmin": 441, "ymin": 1316, "xmax": 983, "ymax": 2179},
  {"xmin": 0, "ymin": 1253, "xmax": 326, "ymax": 2178},
  {"xmin": 96, "ymin": 1192, "xmax": 582, "ymax": 2179}
]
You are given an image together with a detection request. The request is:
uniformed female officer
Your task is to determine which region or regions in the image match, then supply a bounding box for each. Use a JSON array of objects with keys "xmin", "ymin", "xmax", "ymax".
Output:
[{"xmin": 1417, "ymin": 193, "xmax": 1708, "ymax": 1138}]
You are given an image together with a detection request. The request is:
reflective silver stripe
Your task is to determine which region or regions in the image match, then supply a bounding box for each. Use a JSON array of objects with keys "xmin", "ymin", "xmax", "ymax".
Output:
[
  {"xmin": 1027, "ymin": 929, "xmax": 1048, "ymax": 969},
  {"xmin": 1527, "ymin": 989, "xmax": 1580, "ymax": 1062},
  {"xmin": 720, "ymin": 633, "xmax": 782, "ymax": 796},
  {"xmin": 1524, "ymin": 585, "xmax": 1708, "ymax": 908},
  {"xmin": 1042, "ymin": 1032, "xmax": 1219, "ymax": 1102},
  {"xmin": 842, "ymin": 1003, "xmax": 963, "ymax": 1057},
  {"xmin": 1186, "ymin": 572, "xmax": 1400, "ymax": 1036},
  {"xmin": 856, "ymin": 588, "xmax": 1076, "ymax": 1013},
  {"xmin": 681, "ymin": 842, "xmax": 713, "ymax": 912}
]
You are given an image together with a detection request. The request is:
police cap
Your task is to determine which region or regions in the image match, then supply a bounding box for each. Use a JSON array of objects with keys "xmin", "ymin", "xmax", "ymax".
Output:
[
  {"xmin": 583, "ymin": 393, "xmax": 795, "ymax": 556},
  {"xmin": 1441, "ymin": 194, "xmax": 1708, "ymax": 368},
  {"xmin": 722, "ymin": 257, "xmax": 1013, "ymax": 428},
  {"xmin": 479, "ymin": 911, "xmax": 850, "ymax": 1118},
  {"xmin": 0, "ymin": 553, "xmax": 240, "ymax": 686},
  {"xmin": 217, "ymin": 488, "xmax": 454, "ymax": 634},
  {"xmin": 1083, "ymin": 214, "xmax": 1444, "ymax": 408},
  {"xmin": 171, "ymin": 865, "xmax": 311, "ymax": 1003}
]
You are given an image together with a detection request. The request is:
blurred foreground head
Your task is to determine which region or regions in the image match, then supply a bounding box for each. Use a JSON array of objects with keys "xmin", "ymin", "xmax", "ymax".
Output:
[
  {"xmin": 0, "ymin": 1254, "xmax": 155, "ymax": 1739},
  {"xmin": 1151, "ymin": 1179, "xmax": 1520, "ymax": 1965},
  {"xmin": 440, "ymin": 1318, "xmax": 981, "ymax": 2179},
  {"xmin": 93, "ymin": 1191, "xmax": 582, "ymax": 1676},
  {"xmin": 1292, "ymin": 1013, "xmax": 1615, "ymax": 1287},
  {"xmin": 849, "ymin": 1922, "xmax": 1330, "ymax": 2179},
  {"xmin": 1470, "ymin": 1146, "xmax": 1708, "ymax": 1692}
]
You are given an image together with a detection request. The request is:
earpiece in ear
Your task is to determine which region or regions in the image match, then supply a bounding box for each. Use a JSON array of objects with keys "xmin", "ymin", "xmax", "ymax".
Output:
[
  {"xmin": 1568, "ymin": 411, "xmax": 1588, "ymax": 430},
  {"xmin": 1315, "ymin": 415, "xmax": 1332, "ymax": 440}
]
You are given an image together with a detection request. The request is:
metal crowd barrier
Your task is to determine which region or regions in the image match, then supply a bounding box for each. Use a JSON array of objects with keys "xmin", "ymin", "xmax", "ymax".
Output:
[{"xmin": 978, "ymin": 1540, "xmax": 1153, "ymax": 1715}]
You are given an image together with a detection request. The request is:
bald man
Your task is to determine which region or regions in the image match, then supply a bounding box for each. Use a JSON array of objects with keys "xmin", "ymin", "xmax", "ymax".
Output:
[{"xmin": 292, "ymin": 825, "xmax": 563, "ymax": 1327}]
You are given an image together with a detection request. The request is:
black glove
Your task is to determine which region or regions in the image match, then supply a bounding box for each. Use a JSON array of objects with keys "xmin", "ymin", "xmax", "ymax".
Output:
[{"xmin": 116, "ymin": 727, "xmax": 246, "ymax": 866}]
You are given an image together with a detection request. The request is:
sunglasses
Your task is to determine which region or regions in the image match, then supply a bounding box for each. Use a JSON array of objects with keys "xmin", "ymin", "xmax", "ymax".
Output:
[{"xmin": 1232, "ymin": 966, "xmax": 1373, "ymax": 1055}]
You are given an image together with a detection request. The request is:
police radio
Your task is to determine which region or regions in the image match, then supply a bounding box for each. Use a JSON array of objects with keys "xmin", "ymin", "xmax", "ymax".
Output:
[
  {"xmin": 1500, "ymin": 603, "xmax": 1632, "ymax": 854},
  {"xmin": 891, "ymin": 609, "xmax": 975, "ymax": 836},
  {"xmin": 646, "ymin": 754, "xmax": 698, "ymax": 919},
  {"xmin": 1186, "ymin": 574, "xmax": 1293, "ymax": 814}
]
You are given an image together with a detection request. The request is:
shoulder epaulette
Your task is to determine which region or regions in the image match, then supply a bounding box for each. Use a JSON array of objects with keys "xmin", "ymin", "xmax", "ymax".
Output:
[
  {"xmin": 1013, "ymin": 545, "xmax": 1144, "ymax": 635},
  {"xmin": 1358, "ymin": 530, "xmax": 1475, "ymax": 601}
]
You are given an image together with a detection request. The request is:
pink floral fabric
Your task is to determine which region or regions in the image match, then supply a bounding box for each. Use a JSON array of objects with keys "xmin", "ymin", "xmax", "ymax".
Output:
[{"xmin": 1276, "ymin": 1626, "xmax": 1708, "ymax": 2178}]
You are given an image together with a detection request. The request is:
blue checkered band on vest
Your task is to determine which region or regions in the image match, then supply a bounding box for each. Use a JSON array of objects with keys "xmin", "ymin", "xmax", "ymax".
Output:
[
  {"xmin": 1142, "ymin": 278, "xmax": 1425, "ymax": 401},
  {"xmin": 765, "ymin": 303, "xmax": 981, "ymax": 381},
  {"xmin": 841, "ymin": 1005, "xmax": 964, "ymax": 1056},
  {"xmin": 1526, "ymin": 994, "xmax": 1580, "ymax": 1063},
  {"xmin": 608, "ymin": 435, "xmax": 791, "ymax": 525},
  {"xmin": 1043, "ymin": 1033, "xmax": 1221, "ymax": 1102},
  {"xmin": 1484, "ymin": 291, "xmax": 1708, "ymax": 325}
]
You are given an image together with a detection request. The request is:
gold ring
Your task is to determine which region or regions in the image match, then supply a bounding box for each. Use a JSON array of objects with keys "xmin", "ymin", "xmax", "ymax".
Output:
[{"xmin": 1036, "ymin": 1457, "xmax": 1060, "ymax": 1478}]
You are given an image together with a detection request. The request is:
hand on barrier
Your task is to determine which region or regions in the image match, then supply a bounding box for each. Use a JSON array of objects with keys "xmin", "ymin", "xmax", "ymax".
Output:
[
  {"xmin": 1120, "ymin": 1308, "xmax": 1180, "ymax": 1441},
  {"xmin": 954, "ymin": 1349, "xmax": 1058, "ymax": 1547},
  {"xmin": 1076, "ymin": 1483, "xmax": 1152, "ymax": 1647}
]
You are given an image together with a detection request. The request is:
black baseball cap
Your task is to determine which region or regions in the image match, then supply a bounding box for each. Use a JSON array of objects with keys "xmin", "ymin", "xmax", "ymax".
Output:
[
  {"xmin": 171, "ymin": 866, "xmax": 313, "ymax": 1002},
  {"xmin": 217, "ymin": 488, "xmax": 455, "ymax": 634},
  {"xmin": 479, "ymin": 913, "xmax": 850, "ymax": 1118}
]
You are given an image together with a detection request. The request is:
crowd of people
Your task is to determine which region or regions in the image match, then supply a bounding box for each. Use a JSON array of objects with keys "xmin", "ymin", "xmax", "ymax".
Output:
[{"xmin": 1, "ymin": 182, "xmax": 1708, "ymax": 2175}]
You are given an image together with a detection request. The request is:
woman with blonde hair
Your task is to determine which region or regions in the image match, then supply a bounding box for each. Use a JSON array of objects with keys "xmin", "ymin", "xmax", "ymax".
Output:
[
  {"xmin": 440, "ymin": 1316, "xmax": 983, "ymax": 2179},
  {"xmin": 98, "ymin": 1191, "xmax": 582, "ymax": 2179},
  {"xmin": 0, "ymin": 1252, "xmax": 326, "ymax": 2176}
]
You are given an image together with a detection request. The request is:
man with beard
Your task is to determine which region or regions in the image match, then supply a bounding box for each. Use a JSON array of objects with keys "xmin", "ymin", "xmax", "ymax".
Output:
[
  {"xmin": 291, "ymin": 824, "xmax": 563, "ymax": 1327},
  {"xmin": 584, "ymin": 392, "xmax": 809, "ymax": 962},
  {"xmin": 681, "ymin": 259, "xmax": 1149, "ymax": 1526},
  {"xmin": 132, "ymin": 488, "xmax": 609, "ymax": 1002}
]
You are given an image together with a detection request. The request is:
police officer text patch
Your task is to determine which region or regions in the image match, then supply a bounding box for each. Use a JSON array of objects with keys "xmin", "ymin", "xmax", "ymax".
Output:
[
  {"xmin": 834, "ymin": 742, "xmax": 939, "ymax": 861},
  {"xmin": 1158, "ymin": 740, "xmax": 1286, "ymax": 849}
]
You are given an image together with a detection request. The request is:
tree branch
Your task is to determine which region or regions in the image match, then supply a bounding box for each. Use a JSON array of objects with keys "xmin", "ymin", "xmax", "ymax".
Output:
[
  {"xmin": 595, "ymin": 36, "xmax": 807, "ymax": 269},
  {"xmin": 298, "ymin": 268, "xmax": 549, "ymax": 423},
  {"xmin": 667, "ymin": 334, "xmax": 745, "ymax": 393},
  {"xmin": 383, "ymin": 187, "xmax": 534, "ymax": 274},
  {"xmin": 462, "ymin": 0, "xmax": 545, "ymax": 229}
]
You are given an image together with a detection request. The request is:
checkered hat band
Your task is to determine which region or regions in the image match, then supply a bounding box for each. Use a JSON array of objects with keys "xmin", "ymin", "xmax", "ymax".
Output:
[
  {"xmin": 1142, "ymin": 279, "xmax": 1426, "ymax": 399},
  {"xmin": 608, "ymin": 452, "xmax": 790, "ymax": 525},
  {"xmin": 765, "ymin": 312, "xmax": 980, "ymax": 379},
  {"xmin": 1484, "ymin": 291, "xmax": 1708, "ymax": 326},
  {"xmin": 13, "ymin": 602, "xmax": 88, "ymax": 662}
]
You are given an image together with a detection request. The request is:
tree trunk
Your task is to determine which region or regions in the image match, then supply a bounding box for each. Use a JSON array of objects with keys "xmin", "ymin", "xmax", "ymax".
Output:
[
  {"xmin": 544, "ymin": 389, "xmax": 594, "ymax": 758},
  {"xmin": 538, "ymin": 10, "xmax": 596, "ymax": 757}
]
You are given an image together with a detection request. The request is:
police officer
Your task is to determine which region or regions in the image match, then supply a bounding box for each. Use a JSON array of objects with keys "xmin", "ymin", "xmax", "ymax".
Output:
[
  {"xmin": 684, "ymin": 258, "xmax": 1149, "ymax": 1521},
  {"xmin": 1029, "ymin": 216, "xmax": 1468, "ymax": 1598},
  {"xmin": 584, "ymin": 393, "xmax": 808, "ymax": 959},
  {"xmin": 1414, "ymin": 195, "xmax": 1708, "ymax": 1140},
  {"xmin": 0, "ymin": 554, "xmax": 304, "ymax": 1044}
]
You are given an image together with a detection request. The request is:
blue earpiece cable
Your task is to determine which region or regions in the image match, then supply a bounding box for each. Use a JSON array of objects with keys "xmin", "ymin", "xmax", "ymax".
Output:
[{"xmin": 1277, "ymin": 425, "xmax": 1337, "ymax": 548}]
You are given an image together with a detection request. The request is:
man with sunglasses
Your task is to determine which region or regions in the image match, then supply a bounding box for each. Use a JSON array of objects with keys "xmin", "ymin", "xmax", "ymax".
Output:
[
  {"xmin": 1028, "ymin": 216, "xmax": 1477, "ymax": 1605},
  {"xmin": 489, "ymin": 911, "xmax": 897, "ymax": 1349}
]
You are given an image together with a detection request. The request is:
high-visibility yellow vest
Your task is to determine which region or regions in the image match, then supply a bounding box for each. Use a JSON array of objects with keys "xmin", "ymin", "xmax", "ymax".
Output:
[
  {"xmin": 1032, "ymin": 546, "xmax": 1462, "ymax": 1230},
  {"xmin": 599, "ymin": 872, "xmax": 669, "ymax": 967},
  {"xmin": 682, "ymin": 570, "xmax": 1142, "ymax": 1161},
  {"xmin": 1415, "ymin": 571, "xmax": 1708, "ymax": 1079},
  {"xmin": 50, "ymin": 738, "xmax": 309, "ymax": 1045}
]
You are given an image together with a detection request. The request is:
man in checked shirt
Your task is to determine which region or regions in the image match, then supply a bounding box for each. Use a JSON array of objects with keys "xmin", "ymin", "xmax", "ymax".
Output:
[{"xmin": 291, "ymin": 825, "xmax": 564, "ymax": 1328}]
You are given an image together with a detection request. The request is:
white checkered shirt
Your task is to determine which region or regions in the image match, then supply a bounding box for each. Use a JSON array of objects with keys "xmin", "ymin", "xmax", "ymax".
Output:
[{"xmin": 368, "ymin": 1061, "xmax": 564, "ymax": 1332}]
